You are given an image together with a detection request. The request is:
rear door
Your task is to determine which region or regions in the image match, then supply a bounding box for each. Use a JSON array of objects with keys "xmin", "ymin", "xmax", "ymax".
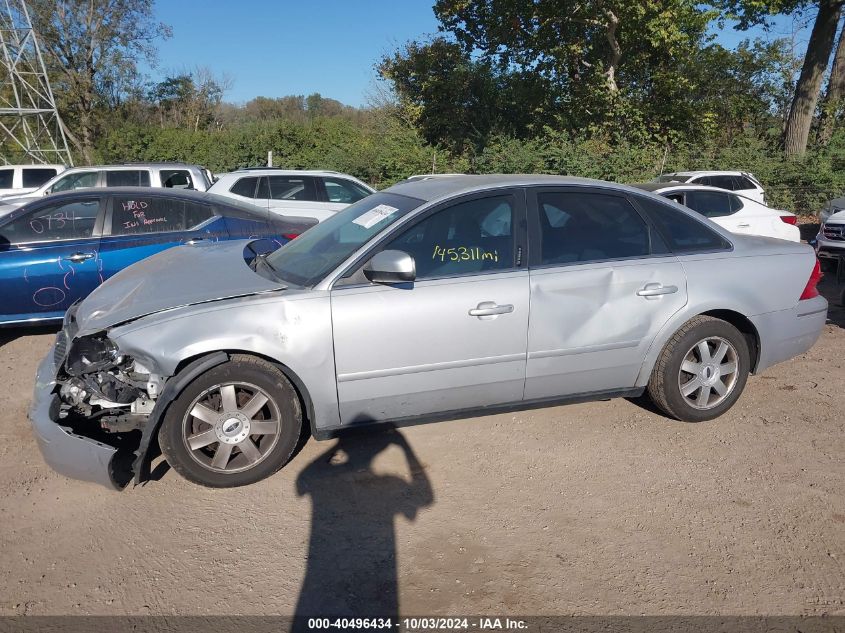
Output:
[
  {"xmin": 0, "ymin": 196, "xmax": 104, "ymax": 323},
  {"xmin": 266, "ymin": 175, "xmax": 329, "ymax": 221},
  {"xmin": 316, "ymin": 176, "xmax": 373, "ymax": 215},
  {"xmin": 105, "ymin": 169, "xmax": 152, "ymax": 188},
  {"xmin": 681, "ymin": 189, "xmax": 763, "ymax": 237},
  {"xmin": 524, "ymin": 187, "xmax": 688, "ymax": 399},
  {"xmin": 98, "ymin": 192, "xmax": 224, "ymax": 283}
]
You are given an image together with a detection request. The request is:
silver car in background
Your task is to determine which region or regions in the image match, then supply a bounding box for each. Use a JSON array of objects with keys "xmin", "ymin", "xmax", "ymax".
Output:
[{"xmin": 30, "ymin": 175, "xmax": 827, "ymax": 489}]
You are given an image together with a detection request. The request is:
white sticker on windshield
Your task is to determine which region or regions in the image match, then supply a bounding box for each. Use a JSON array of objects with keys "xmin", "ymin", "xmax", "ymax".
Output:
[{"xmin": 352, "ymin": 204, "xmax": 400, "ymax": 229}]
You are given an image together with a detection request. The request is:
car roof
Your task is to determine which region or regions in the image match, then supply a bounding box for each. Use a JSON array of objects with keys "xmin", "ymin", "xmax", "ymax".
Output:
[
  {"xmin": 0, "ymin": 164, "xmax": 65, "ymax": 169},
  {"xmin": 17, "ymin": 187, "xmax": 266, "ymax": 214},
  {"xmin": 222, "ymin": 169, "xmax": 350, "ymax": 176},
  {"xmin": 665, "ymin": 170, "xmax": 750, "ymax": 177},
  {"xmin": 631, "ymin": 183, "xmax": 750, "ymax": 195},
  {"xmin": 62, "ymin": 163, "xmax": 203, "ymax": 170},
  {"xmin": 383, "ymin": 174, "xmax": 647, "ymax": 202}
]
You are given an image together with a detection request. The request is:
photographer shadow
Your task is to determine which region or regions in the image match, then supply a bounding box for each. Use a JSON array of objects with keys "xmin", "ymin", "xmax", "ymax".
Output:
[{"xmin": 293, "ymin": 428, "xmax": 433, "ymax": 622}]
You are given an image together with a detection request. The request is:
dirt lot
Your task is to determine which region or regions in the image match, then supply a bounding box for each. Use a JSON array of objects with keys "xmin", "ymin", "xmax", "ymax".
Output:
[{"xmin": 1, "ymin": 281, "xmax": 843, "ymax": 618}]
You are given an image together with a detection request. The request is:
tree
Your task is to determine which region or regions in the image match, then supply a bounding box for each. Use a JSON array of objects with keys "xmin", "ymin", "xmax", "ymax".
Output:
[
  {"xmin": 29, "ymin": 0, "xmax": 171, "ymax": 162},
  {"xmin": 428, "ymin": 0, "xmax": 717, "ymax": 140},
  {"xmin": 719, "ymin": 0, "xmax": 845, "ymax": 154},
  {"xmin": 378, "ymin": 38, "xmax": 550, "ymax": 151},
  {"xmin": 817, "ymin": 21, "xmax": 845, "ymax": 144}
]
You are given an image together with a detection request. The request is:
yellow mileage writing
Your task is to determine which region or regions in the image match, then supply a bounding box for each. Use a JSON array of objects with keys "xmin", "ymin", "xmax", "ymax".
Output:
[{"xmin": 432, "ymin": 245, "xmax": 499, "ymax": 262}]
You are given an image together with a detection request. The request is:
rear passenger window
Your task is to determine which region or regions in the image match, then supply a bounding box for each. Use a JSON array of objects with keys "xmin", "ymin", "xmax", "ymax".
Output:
[
  {"xmin": 229, "ymin": 177, "xmax": 258, "ymax": 198},
  {"xmin": 0, "ymin": 169, "xmax": 12, "ymax": 189},
  {"xmin": 160, "ymin": 170, "xmax": 193, "ymax": 189},
  {"xmin": 110, "ymin": 195, "xmax": 214, "ymax": 235},
  {"xmin": 634, "ymin": 195, "xmax": 731, "ymax": 253},
  {"xmin": 22, "ymin": 168, "xmax": 57, "ymax": 187},
  {"xmin": 684, "ymin": 191, "xmax": 735, "ymax": 218},
  {"xmin": 708, "ymin": 175, "xmax": 737, "ymax": 190},
  {"xmin": 106, "ymin": 170, "xmax": 151, "ymax": 187},
  {"xmin": 535, "ymin": 192, "xmax": 653, "ymax": 265},
  {"xmin": 268, "ymin": 175, "xmax": 317, "ymax": 201},
  {"xmin": 382, "ymin": 195, "xmax": 515, "ymax": 279}
]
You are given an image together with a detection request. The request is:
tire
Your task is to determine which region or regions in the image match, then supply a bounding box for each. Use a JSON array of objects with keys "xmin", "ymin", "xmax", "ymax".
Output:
[
  {"xmin": 158, "ymin": 354, "xmax": 302, "ymax": 487},
  {"xmin": 647, "ymin": 316, "xmax": 750, "ymax": 422}
]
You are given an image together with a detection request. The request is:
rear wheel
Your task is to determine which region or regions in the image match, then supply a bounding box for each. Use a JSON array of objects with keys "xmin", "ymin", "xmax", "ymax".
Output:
[
  {"xmin": 158, "ymin": 355, "xmax": 302, "ymax": 487},
  {"xmin": 647, "ymin": 316, "xmax": 750, "ymax": 422}
]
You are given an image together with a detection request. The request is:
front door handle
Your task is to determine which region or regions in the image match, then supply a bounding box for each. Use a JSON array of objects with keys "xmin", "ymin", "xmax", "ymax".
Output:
[
  {"xmin": 64, "ymin": 252, "xmax": 95, "ymax": 263},
  {"xmin": 736, "ymin": 222, "xmax": 751, "ymax": 228},
  {"xmin": 185, "ymin": 236, "xmax": 206, "ymax": 245},
  {"xmin": 469, "ymin": 301, "xmax": 514, "ymax": 318},
  {"xmin": 636, "ymin": 283, "xmax": 678, "ymax": 299}
]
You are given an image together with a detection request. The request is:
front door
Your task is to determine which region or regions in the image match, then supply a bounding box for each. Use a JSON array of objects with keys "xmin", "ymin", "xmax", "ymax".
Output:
[
  {"xmin": 0, "ymin": 197, "xmax": 104, "ymax": 323},
  {"xmin": 524, "ymin": 188, "xmax": 689, "ymax": 399},
  {"xmin": 331, "ymin": 191, "xmax": 529, "ymax": 425}
]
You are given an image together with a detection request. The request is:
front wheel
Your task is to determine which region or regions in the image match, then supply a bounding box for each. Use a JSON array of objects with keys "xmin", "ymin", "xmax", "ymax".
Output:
[
  {"xmin": 647, "ymin": 316, "xmax": 750, "ymax": 422},
  {"xmin": 158, "ymin": 354, "xmax": 303, "ymax": 487}
]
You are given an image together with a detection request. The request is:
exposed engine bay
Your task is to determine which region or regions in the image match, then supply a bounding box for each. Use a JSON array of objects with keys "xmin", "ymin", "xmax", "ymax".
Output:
[
  {"xmin": 51, "ymin": 306, "xmax": 171, "ymax": 484},
  {"xmin": 57, "ymin": 332, "xmax": 163, "ymax": 434}
]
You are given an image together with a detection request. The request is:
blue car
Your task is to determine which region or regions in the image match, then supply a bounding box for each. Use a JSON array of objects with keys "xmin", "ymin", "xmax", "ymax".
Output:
[{"xmin": 0, "ymin": 187, "xmax": 316, "ymax": 326}]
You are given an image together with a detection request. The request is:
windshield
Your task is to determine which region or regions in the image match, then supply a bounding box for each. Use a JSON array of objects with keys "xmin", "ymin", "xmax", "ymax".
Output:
[{"xmin": 265, "ymin": 191, "xmax": 423, "ymax": 286}]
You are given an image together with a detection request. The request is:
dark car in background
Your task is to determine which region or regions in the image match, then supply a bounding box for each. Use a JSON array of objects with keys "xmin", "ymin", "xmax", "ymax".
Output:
[{"xmin": 0, "ymin": 187, "xmax": 316, "ymax": 326}]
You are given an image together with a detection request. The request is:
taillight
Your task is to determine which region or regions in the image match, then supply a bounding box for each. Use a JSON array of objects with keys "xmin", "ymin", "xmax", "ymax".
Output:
[
  {"xmin": 780, "ymin": 215, "xmax": 798, "ymax": 225},
  {"xmin": 282, "ymin": 232, "xmax": 300, "ymax": 240},
  {"xmin": 799, "ymin": 259, "xmax": 822, "ymax": 300}
]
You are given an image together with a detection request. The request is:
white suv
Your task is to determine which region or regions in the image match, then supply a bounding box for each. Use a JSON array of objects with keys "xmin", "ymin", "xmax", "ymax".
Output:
[
  {"xmin": 655, "ymin": 171, "xmax": 766, "ymax": 204},
  {"xmin": 209, "ymin": 169, "xmax": 374, "ymax": 222},
  {"xmin": 0, "ymin": 164, "xmax": 66, "ymax": 196},
  {"xmin": 0, "ymin": 163, "xmax": 212, "ymax": 216}
]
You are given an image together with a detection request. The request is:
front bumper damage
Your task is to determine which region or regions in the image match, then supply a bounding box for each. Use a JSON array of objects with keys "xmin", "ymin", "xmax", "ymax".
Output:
[
  {"xmin": 30, "ymin": 350, "xmax": 125, "ymax": 490},
  {"xmin": 30, "ymin": 325, "xmax": 230, "ymax": 490}
]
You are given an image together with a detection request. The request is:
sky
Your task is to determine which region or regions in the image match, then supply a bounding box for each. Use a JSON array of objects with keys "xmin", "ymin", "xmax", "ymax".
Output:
[{"xmin": 147, "ymin": 1, "xmax": 814, "ymax": 108}]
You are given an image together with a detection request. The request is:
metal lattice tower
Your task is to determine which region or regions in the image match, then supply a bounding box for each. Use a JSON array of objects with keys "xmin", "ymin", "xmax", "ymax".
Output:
[{"xmin": 0, "ymin": 0, "xmax": 72, "ymax": 165}]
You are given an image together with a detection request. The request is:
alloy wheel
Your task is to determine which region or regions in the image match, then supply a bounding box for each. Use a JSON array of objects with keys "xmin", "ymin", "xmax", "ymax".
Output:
[
  {"xmin": 181, "ymin": 382, "xmax": 282, "ymax": 473},
  {"xmin": 677, "ymin": 336, "xmax": 740, "ymax": 410}
]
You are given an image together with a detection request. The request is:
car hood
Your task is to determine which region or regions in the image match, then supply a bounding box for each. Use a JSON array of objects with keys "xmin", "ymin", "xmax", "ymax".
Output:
[
  {"xmin": 74, "ymin": 240, "xmax": 285, "ymax": 334},
  {"xmin": 826, "ymin": 208, "xmax": 845, "ymax": 224}
]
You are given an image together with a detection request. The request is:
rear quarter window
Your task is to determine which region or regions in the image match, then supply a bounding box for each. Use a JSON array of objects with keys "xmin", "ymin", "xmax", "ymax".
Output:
[
  {"xmin": 22, "ymin": 168, "xmax": 58, "ymax": 188},
  {"xmin": 229, "ymin": 177, "xmax": 258, "ymax": 198},
  {"xmin": 633, "ymin": 195, "xmax": 731, "ymax": 253}
]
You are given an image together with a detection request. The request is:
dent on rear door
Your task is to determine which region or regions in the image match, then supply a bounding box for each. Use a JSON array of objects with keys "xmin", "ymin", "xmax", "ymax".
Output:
[{"xmin": 525, "ymin": 259, "xmax": 689, "ymax": 399}]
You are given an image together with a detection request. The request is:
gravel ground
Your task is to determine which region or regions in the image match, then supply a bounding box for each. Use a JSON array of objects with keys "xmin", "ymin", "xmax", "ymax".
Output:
[{"xmin": 0, "ymin": 280, "xmax": 843, "ymax": 618}]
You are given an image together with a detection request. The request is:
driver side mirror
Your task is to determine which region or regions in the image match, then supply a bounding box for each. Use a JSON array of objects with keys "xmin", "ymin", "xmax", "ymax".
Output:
[{"xmin": 363, "ymin": 250, "xmax": 416, "ymax": 284}]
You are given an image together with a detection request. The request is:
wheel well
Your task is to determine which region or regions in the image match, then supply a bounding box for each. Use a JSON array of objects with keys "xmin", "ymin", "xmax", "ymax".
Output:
[
  {"xmin": 700, "ymin": 309, "xmax": 760, "ymax": 373},
  {"xmin": 173, "ymin": 350, "xmax": 316, "ymax": 437}
]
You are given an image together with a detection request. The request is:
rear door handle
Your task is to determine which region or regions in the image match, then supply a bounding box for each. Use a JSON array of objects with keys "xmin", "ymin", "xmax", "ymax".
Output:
[
  {"xmin": 736, "ymin": 223, "xmax": 751, "ymax": 228},
  {"xmin": 469, "ymin": 301, "xmax": 514, "ymax": 318},
  {"xmin": 636, "ymin": 283, "xmax": 678, "ymax": 299},
  {"xmin": 64, "ymin": 252, "xmax": 95, "ymax": 263},
  {"xmin": 185, "ymin": 236, "xmax": 206, "ymax": 245}
]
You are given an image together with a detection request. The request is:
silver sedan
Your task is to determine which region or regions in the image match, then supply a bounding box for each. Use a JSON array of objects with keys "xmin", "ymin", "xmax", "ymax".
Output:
[{"xmin": 30, "ymin": 175, "xmax": 828, "ymax": 488}]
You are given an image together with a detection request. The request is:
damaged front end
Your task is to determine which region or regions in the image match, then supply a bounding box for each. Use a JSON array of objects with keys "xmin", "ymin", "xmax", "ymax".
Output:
[{"xmin": 31, "ymin": 306, "xmax": 167, "ymax": 490}]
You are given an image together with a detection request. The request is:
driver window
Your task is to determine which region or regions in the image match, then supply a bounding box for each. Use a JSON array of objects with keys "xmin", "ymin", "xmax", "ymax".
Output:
[
  {"xmin": 0, "ymin": 198, "xmax": 100, "ymax": 244},
  {"xmin": 380, "ymin": 195, "xmax": 515, "ymax": 279}
]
